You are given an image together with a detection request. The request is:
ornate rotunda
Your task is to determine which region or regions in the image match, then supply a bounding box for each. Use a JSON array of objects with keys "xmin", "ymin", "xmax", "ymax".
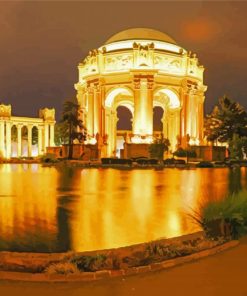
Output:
[{"xmin": 75, "ymin": 28, "xmax": 207, "ymax": 158}]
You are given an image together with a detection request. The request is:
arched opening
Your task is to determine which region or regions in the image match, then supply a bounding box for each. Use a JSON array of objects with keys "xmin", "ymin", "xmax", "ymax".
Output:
[
  {"xmin": 11, "ymin": 125, "xmax": 17, "ymax": 157},
  {"xmin": 117, "ymin": 106, "xmax": 132, "ymax": 130},
  {"xmin": 153, "ymin": 106, "xmax": 164, "ymax": 132},
  {"xmin": 153, "ymin": 88, "xmax": 181, "ymax": 151},
  {"xmin": 21, "ymin": 126, "xmax": 28, "ymax": 157},
  {"xmin": 116, "ymin": 106, "xmax": 133, "ymax": 158},
  {"xmin": 104, "ymin": 87, "xmax": 134, "ymax": 157}
]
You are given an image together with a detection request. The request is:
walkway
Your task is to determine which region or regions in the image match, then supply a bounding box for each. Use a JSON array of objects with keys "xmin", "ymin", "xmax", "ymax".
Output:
[{"xmin": 1, "ymin": 237, "xmax": 247, "ymax": 296}]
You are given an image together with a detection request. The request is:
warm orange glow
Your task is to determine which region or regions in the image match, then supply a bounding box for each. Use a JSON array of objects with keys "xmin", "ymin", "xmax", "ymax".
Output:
[
  {"xmin": 0, "ymin": 165, "xmax": 235, "ymax": 252},
  {"xmin": 182, "ymin": 18, "xmax": 220, "ymax": 42},
  {"xmin": 76, "ymin": 28, "xmax": 206, "ymax": 157}
]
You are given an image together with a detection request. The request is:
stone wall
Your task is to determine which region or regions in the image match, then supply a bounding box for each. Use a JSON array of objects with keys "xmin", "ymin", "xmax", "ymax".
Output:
[
  {"xmin": 123, "ymin": 143, "xmax": 150, "ymax": 158},
  {"xmin": 190, "ymin": 145, "xmax": 226, "ymax": 161}
]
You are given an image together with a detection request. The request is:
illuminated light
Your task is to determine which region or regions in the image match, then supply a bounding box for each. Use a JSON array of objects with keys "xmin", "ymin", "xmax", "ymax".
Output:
[
  {"xmin": 189, "ymin": 138, "xmax": 200, "ymax": 145},
  {"xmin": 0, "ymin": 104, "xmax": 55, "ymax": 159},
  {"xmin": 100, "ymin": 40, "xmax": 184, "ymax": 54},
  {"xmin": 155, "ymin": 88, "xmax": 180, "ymax": 109},
  {"xmin": 76, "ymin": 28, "xmax": 207, "ymax": 157},
  {"xmin": 105, "ymin": 88, "xmax": 133, "ymax": 108},
  {"xmin": 131, "ymin": 135, "xmax": 153, "ymax": 144},
  {"xmin": 85, "ymin": 138, "xmax": 97, "ymax": 145}
]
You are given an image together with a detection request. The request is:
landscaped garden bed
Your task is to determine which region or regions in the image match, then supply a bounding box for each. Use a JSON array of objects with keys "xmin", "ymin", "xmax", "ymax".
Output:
[{"xmin": 0, "ymin": 232, "xmax": 230, "ymax": 277}]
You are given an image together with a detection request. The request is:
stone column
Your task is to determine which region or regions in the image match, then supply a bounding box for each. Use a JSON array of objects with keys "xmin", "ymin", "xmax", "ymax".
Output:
[
  {"xmin": 93, "ymin": 85, "xmax": 100, "ymax": 136},
  {"xmin": 5, "ymin": 122, "xmax": 11, "ymax": 158},
  {"xmin": 38, "ymin": 126, "xmax": 43, "ymax": 155},
  {"xmin": 87, "ymin": 87, "xmax": 94, "ymax": 137},
  {"xmin": 147, "ymin": 80, "xmax": 154, "ymax": 135},
  {"xmin": 185, "ymin": 89, "xmax": 193, "ymax": 140},
  {"xmin": 162, "ymin": 112, "xmax": 168, "ymax": 139},
  {"xmin": 27, "ymin": 125, "xmax": 33, "ymax": 157},
  {"xmin": 49, "ymin": 124, "xmax": 55, "ymax": 147},
  {"xmin": 198, "ymin": 95, "xmax": 205, "ymax": 143},
  {"xmin": 44, "ymin": 123, "xmax": 49, "ymax": 151},
  {"xmin": 17, "ymin": 125, "xmax": 22, "ymax": 157},
  {"xmin": 0, "ymin": 121, "xmax": 5, "ymax": 158},
  {"xmin": 112, "ymin": 111, "xmax": 118, "ymax": 157},
  {"xmin": 132, "ymin": 79, "xmax": 141, "ymax": 135},
  {"xmin": 133, "ymin": 78, "xmax": 153, "ymax": 136},
  {"xmin": 105, "ymin": 109, "xmax": 111, "ymax": 156},
  {"xmin": 167, "ymin": 108, "xmax": 181, "ymax": 152}
]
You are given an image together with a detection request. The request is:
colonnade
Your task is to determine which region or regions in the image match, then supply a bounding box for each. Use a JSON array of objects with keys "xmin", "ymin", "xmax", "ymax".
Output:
[
  {"xmin": 0, "ymin": 104, "xmax": 55, "ymax": 158},
  {"xmin": 77, "ymin": 79, "xmax": 203, "ymax": 157}
]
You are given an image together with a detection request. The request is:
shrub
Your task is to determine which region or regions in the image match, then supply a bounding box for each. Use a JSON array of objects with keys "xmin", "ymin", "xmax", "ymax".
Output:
[
  {"xmin": 173, "ymin": 148, "xmax": 196, "ymax": 158},
  {"xmin": 45, "ymin": 262, "xmax": 79, "ymax": 275},
  {"xmin": 101, "ymin": 158, "xmax": 132, "ymax": 165},
  {"xmin": 70, "ymin": 254, "xmax": 107, "ymax": 272},
  {"xmin": 40, "ymin": 153, "xmax": 58, "ymax": 163},
  {"xmin": 196, "ymin": 161, "xmax": 214, "ymax": 168},
  {"xmin": 190, "ymin": 191, "xmax": 247, "ymax": 239}
]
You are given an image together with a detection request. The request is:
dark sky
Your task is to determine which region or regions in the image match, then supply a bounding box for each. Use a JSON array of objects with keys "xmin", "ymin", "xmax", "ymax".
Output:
[{"xmin": 1, "ymin": 1, "xmax": 247, "ymax": 120}]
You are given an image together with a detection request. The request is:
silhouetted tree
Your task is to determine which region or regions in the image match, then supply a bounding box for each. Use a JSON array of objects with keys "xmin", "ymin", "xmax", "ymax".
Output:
[
  {"xmin": 205, "ymin": 96, "xmax": 247, "ymax": 143},
  {"xmin": 205, "ymin": 96, "xmax": 247, "ymax": 159},
  {"xmin": 61, "ymin": 99, "xmax": 87, "ymax": 159}
]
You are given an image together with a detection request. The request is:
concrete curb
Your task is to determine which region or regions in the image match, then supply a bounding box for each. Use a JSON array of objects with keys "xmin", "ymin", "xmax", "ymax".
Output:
[{"xmin": 0, "ymin": 240, "xmax": 239, "ymax": 282}]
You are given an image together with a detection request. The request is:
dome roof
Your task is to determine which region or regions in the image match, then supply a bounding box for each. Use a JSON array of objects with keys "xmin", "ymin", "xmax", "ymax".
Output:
[{"xmin": 105, "ymin": 28, "xmax": 177, "ymax": 45}]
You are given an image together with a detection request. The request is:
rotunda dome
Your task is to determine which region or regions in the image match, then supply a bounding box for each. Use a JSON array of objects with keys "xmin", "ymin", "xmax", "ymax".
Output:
[{"xmin": 105, "ymin": 28, "xmax": 177, "ymax": 45}]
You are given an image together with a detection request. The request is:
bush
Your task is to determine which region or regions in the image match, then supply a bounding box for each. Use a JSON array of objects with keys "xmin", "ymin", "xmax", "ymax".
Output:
[
  {"xmin": 196, "ymin": 161, "xmax": 214, "ymax": 168},
  {"xmin": 45, "ymin": 262, "xmax": 79, "ymax": 275},
  {"xmin": 40, "ymin": 153, "xmax": 58, "ymax": 163},
  {"xmin": 163, "ymin": 158, "xmax": 175, "ymax": 165},
  {"xmin": 173, "ymin": 148, "xmax": 196, "ymax": 158},
  {"xmin": 136, "ymin": 158, "xmax": 159, "ymax": 165},
  {"xmin": 190, "ymin": 191, "xmax": 247, "ymax": 239},
  {"xmin": 101, "ymin": 158, "xmax": 132, "ymax": 165},
  {"xmin": 70, "ymin": 254, "xmax": 107, "ymax": 272}
]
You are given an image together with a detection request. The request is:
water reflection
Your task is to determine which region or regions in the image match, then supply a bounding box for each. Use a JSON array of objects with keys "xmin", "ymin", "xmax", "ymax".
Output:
[{"xmin": 0, "ymin": 165, "xmax": 246, "ymax": 252}]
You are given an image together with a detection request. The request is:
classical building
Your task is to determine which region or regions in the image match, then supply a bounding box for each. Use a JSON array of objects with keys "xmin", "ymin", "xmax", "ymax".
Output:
[
  {"xmin": 0, "ymin": 104, "xmax": 55, "ymax": 158},
  {"xmin": 75, "ymin": 28, "xmax": 207, "ymax": 158}
]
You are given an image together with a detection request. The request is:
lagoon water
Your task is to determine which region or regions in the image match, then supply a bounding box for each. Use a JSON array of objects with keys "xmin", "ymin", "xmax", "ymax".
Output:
[{"xmin": 0, "ymin": 164, "xmax": 246, "ymax": 253}]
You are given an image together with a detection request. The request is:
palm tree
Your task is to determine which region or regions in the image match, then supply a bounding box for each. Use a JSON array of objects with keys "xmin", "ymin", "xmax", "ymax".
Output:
[{"xmin": 61, "ymin": 99, "xmax": 86, "ymax": 159}]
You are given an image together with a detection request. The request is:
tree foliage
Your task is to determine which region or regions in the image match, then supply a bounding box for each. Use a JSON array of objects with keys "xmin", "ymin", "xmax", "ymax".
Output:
[
  {"xmin": 205, "ymin": 96, "xmax": 247, "ymax": 143},
  {"xmin": 205, "ymin": 96, "xmax": 247, "ymax": 159},
  {"xmin": 60, "ymin": 99, "xmax": 87, "ymax": 159}
]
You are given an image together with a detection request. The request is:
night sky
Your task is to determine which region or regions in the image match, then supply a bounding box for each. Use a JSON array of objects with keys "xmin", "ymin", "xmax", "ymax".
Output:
[{"xmin": 1, "ymin": 1, "xmax": 247, "ymax": 121}]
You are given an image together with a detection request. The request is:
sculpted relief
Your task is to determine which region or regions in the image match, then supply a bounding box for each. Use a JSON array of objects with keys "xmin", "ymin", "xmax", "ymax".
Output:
[
  {"xmin": 105, "ymin": 54, "xmax": 133, "ymax": 71},
  {"xmin": 154, "ymin": 54, "xmax": 183, "ymax": 73},
  {"xmin": 0, "ymin": 104, "xmax": 11, "ymax": 118},
  {"xmin": 39, "ymin": 108, "xmax": 55, "ymax": 121}
]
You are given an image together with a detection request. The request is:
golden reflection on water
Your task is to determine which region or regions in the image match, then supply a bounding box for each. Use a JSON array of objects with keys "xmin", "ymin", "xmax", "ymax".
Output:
[{"xmin": 0, "ymin": 165, "xmax": 246, "ymax": 252}]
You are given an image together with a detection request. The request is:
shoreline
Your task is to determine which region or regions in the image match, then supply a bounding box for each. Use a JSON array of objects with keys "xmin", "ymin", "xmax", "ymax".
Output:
[
  {"xmin": 0, "ymin": 159, "xmax": 245, "ymax": 169},
  {"xmin": 0, "ymin": 232, "xmax": 238, "ymax": 282}
]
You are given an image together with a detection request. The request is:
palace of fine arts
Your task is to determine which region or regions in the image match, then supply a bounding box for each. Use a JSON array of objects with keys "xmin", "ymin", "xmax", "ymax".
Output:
[{"xmin": 1, "ymin": 2, "xmax": 247, "ymax": 296}]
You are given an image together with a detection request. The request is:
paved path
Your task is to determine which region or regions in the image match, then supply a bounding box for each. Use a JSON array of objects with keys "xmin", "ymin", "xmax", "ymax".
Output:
[{"xmin": 1, "ymin": 237, "xmax": 247, "ymax": 296}]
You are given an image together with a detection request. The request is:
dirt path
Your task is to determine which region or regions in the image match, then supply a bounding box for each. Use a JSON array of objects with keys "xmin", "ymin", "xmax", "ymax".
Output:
[{"xmin": 1, "ymin": 237, "xmax": 247, "ymax": 296}]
